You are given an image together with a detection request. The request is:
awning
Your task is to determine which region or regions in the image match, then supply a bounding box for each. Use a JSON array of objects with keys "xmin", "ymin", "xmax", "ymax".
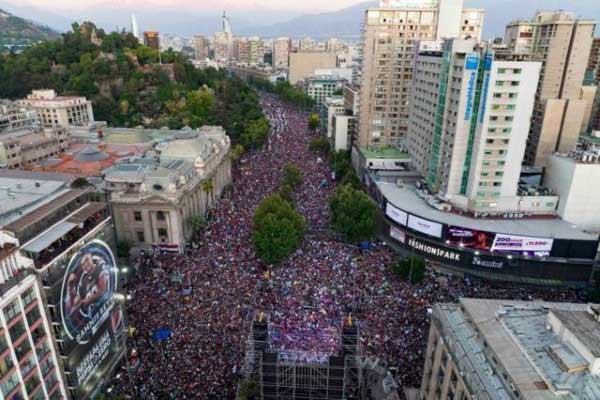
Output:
[{"xmin": 22, "ymin": 221, "xmax": 78, "ymax": 253}]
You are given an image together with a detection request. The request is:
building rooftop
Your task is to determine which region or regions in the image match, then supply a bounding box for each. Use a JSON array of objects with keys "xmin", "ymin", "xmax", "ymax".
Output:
[
  {"xmin": 360, "ymin": 147, "xmax": 410, "ymax": 160},
  {"xmin": 436, "ymin": 298, "xmax": 600, "ymax": 400},
  {"xmin": 0, "ymin": 177, "xmax": 69, "ymax": 228},
  {"xmin": 378, "ymin": 182, "xmax": 596, "ymax": 241}
]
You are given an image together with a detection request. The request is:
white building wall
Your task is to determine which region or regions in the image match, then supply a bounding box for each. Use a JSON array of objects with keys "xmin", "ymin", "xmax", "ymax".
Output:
[{"xmin": 545, "ymin": 155, "xmax": 600, "ymax": 233}]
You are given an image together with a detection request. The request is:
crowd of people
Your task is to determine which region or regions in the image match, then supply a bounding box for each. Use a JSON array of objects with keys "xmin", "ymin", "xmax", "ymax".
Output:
[{"xmin": 112, "ymin": 93, "xmax": 585, "ymax": 399}]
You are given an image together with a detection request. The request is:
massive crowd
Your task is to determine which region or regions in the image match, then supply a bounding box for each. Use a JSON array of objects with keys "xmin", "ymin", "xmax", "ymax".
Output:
[{"xmin": 112, "ymin": 93, "xmax": 584, "ymax": 399}]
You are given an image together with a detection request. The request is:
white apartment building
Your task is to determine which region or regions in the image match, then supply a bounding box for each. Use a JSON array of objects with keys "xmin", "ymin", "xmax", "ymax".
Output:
[
  {"xmin": 0, "ymin": 233, "xmax": 67, "ymax": 400},
  {"xmin": 213, "ymin": 31, "xmax": 233, "ymax": 61},
  {"xmin": 16, "ymin": 90, "xmax": 94, "ymax": 128},
  {"xmin": 407, "ymin": 39, "xmax": 544, "ymax": 213},
  {"xmin": 272, "ymin": 37, "xmax": 292, "ymax": 69},
  {"xmin": 357, "ymin": 0, "xmax": 484, "ymax": 148}
]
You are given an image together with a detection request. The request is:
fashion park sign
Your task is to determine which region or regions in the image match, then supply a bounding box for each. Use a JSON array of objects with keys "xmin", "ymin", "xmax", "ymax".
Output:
[{"xmin": 407, "ymin": 238, "xmax": 462, "ymax": 262}]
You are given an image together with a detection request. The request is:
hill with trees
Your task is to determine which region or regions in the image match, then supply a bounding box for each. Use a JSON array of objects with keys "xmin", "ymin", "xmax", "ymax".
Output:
[
  {"xmin": 0, "ymin": 22, "xmax": 265, "ymax": 145},
  {"xmin": 0, "ymin": 9, "xmax": 59, "ymax": 48}
]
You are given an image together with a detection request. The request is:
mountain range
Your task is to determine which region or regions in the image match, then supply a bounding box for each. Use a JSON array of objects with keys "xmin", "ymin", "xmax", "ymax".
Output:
[
  {"xmin": 0, "ymin": 0, "xmax": 598, "ymax": 40},
  {"xmin": 0, "ymin": 8, "xmax": 59, "ymax": 47}
]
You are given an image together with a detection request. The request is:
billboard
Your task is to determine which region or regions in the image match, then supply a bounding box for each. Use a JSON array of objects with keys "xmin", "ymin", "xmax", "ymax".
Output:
[
  {"xmin": 407, "ymin": 215, "xmax": 443, "ymax": 238},
  {"xmin": 52, "ymin": 237, "xmax": 125, "ymax": 397},
  {"xmin": 386, "ymin": 203, "xmax": 408, "ymax": 226},
  {"xmin": 491, "ymin": 234, "xmax": 553, "ymax": 255},
  {"xmin": 446, "ymin": 226, "xmax": 494, "ymax": 251},
  {"xmin": 61, "ymin": 240, "xmax": 118, "ymax": 343}
]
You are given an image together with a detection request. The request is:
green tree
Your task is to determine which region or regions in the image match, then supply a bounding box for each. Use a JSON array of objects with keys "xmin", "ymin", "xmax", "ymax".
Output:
[
  {"xmin": 330, "ymin": 150, "xmax": 351, "ymax": 180},
  {"xmin": 308, "ymin": 113, "xmax": 320, "ymax": 131},
  {"xmin": 339, "ymin": 170, "xmax": 361, "ymax": 189},
  {"xmin": 239, "ymin": 379, "xmax": 259, "ymax": 400},
  {"xmin": 329, "ymin": 184, "xmax": 377, "ymax": 242},
  {"xmin": 308, "ymin": 137, "xmax": 331, "ymax": 155},
  {"xmin": 282, "ymin": 163, "xmax": 303, "ymax": 189},
  {"xmin": 241, "ymin": 117, "xmax": 270, "ymax": 148},
  {"xmin": 279, "ymin": 183, "xmax": 294, "ymax": 204},
  {"xmin": 230, "ymin": 144, "xmax": 246, "ymax": 162},
  {"xmin": 116, "ymin": 240, "xmax": 132, "ymax": 258},
  {"xmin": 253, "ymin": 195, "xmax": 306, "ymax": 265},
  {"xmin": 392, "ymin": 256, "xmax": 426, "ymax": 284},
  {"xmin": 187, "ymin": 214, "xmax": 206, "ymax": 233}
]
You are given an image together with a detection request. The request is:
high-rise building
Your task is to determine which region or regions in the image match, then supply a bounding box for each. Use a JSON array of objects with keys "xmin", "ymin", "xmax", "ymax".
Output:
[
  {"xmin": 214, "ymin": 32, "xmax": 233, "ymax": 61},
  {"xmin": 587, "ymin": 38, "xmax": 600, "ymax": 131},
  {"xmin": 143, "ymin": 31, "xmax": 160, "ymax": 50},
  {"xmin": 357, "ymin": 0, "xmax": 485, "ymax": 148},
  {"xmin": 130, "ymin": 13, "xmax": 139, "ymax": 40},
  {"xmin": 0, "ymin": 233, "xmax": 68, "ymax": 399},
  {"xmin": 299, "ymin": 37, "xmax": 315, "ymax": 51},
  {"xmin": 272, "ymin": 37, "xmax": 292, "ymax": 69},
  {"xmin": 504, "ymin": 11, "xmax": 597, "ymax": 166},
  {"xmin": 289, "ymin": 51, "xmax": 338, "ymax": 84},
  {"xmin": 325, "ymin": 38, "xmax": 342, "ymax": 52},
  {"xmin": 421, "ymin": 298, "xmax": 600, "ymax": 400},
  {"xmin": 407, "ymin": 40, "xmax": 540, "ymax": 213},
  {"xmin": 233, "ymin": 37, "xmax": 264, "ymax": 65},
  {"xmin": 192, "ymin": 35, "xmax": 209, "ymax": 61}
]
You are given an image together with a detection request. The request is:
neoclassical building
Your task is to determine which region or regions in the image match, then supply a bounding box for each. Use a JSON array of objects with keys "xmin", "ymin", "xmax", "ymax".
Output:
[{"xmin": 103, "ymin": 126, "xmax": 231, "ymax": 252}]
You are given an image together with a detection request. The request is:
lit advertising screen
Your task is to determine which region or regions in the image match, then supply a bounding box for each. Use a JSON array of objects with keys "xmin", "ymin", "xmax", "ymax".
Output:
[
  {"xmin": 386, "ymin": 203, "xmax": 408, "ymax": 226},
  {"xmin": 49, "ymin": 237, "xmax": 126, "ymax": 398},
  {"xmin": 446, "ymin": 226, "xmax": 494, "ymax": 251},
  {"xmin": 491, "ymin": 234, "xmax": 553, "ymax": 256},
  {"xmin": 390, "ymin": 226, "xmax": 406, "ymax": 244},
  {"xmin": 407, "ymin": 214, "xmax": 443, "ymax": 238}
]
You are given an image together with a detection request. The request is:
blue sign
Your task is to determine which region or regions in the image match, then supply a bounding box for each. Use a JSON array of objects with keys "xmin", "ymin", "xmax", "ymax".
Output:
[
  {"xmin": 466, "ymin": 54, "xmax": 479, "ymax": 70},
  {"xmin": 484, "ymin": 53, "xmax": 493, "ymax": 71},
  {"xmin": 480, "ymin": 72, "xmax": 491, "ymax": 123},
  {"xmin": 464, "ymin": 71, "xmax": 477, "ymax": 121}
]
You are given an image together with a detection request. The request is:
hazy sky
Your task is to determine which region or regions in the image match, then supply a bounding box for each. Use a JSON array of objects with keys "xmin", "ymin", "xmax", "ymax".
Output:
[{"xmin": 7, "ymin": 0, "xmax": 367, "ymax": 12}]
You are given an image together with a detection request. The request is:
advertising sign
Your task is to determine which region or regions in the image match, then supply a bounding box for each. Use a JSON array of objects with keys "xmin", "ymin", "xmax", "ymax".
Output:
[
  {"xmin": 407, "ymin": 215, "xmax": 443, "ymax": 238},
  {"xmin": 407, "ymin": 237, "xmax": 462, "ymax": 262},
  {"xmin": 447, "ymin": 226, "xmax": 494, "ymax": 251},
  {"xmin": 53, "ymin": 237, "xmax": 126, "ymax": 397},
  {"xmin": 386, "ymin": 203, "xmax": 408, "ymax": 226},
  {"xmin": 61, "ymin": 240, "xmax": 118, "ymax": 343},
  {"xmin": 491, "ymin": 234, "xmax": 553, "ymax": 254},
  {"xmin": 472, "ymin": 255, "xmax": 504, "ymax": 269},
  {"xmin": 390, "ymin": 226, "xmax": 406, "ymax": 244}
]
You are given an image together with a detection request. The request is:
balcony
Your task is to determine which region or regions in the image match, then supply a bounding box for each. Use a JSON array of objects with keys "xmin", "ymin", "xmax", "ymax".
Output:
[{"xmin": 21, "ymin": 203, "xmax": 110, "ymax": 270}]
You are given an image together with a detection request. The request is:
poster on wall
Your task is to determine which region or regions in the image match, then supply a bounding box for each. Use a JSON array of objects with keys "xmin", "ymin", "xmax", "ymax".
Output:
[
  {"xmin": 386, "ymin": 203, "xmax": 408, "ymax": 226},
  {"xmin": 446, "ymin": 226, "xmax": 494, "ymax": 251},
  {"xmin": 491, "ymin": 234, "xmax": 553, "ymax": 255},
  {"xmin": 390, "ymin": 226, "xmax": 406, "ymax": 244},
  {"xmin": 407, "ymin": 215, "xmax": 443, "ymax": 238},
  {"xmin": 61, "ymin": 240, "xmax": 119, "ymax": 343}
]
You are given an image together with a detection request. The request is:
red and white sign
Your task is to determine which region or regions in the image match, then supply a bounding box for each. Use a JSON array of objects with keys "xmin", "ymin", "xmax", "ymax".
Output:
[{"xmin": 390, "ymin": 226, "xmax": 406, "ymax": 244}]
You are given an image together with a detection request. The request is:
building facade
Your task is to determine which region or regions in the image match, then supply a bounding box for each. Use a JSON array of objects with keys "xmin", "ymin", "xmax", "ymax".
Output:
[
  {"xmin": 143, "ymin": 31, "xmax": 160, "ymax": 50},
  {"xmin": 0, "ymin": 233, "xmax": 68, "ymax": 400},
  {"xmin": 213, "ymin": 31, "xmax": 233, "ymax": 61},
  {"xmin": 504, "ymin": 11, "xmax": 597, "ymax": 166},
  {"xmin": 272, "ymin": 37, "xmax": 292, "ymax": 69},
  {"xmin": 192, "ymin": 35, "xmax": 209, "ymax": 61},
  {"xmin": 289, "ymin": 51, "xmax": 338, "ymax": 85},
  {"xmin": 3, "ymin": 187, "xmax": 126, "ymax": 399},
  {"xmin": 407, "ymin": 40, "xmax": 542, "ymax": 213},
  {"xmin": 0, "ymin": 127, "xmax": 70, "ymax": 169},
  {"xmin": 357, "ymin": 0, "xmax": 484, "ymax": 148},
  {"xmin": 16, "ymin": 90, "xmax": 95, "ymax": 129},
  {"xmin": 422, "ymin": 298, "xmax": 600, "ymax": 400},
  {"xmin": 234, "ymin": 37, "xmax": 265, "ymax": 65},
  {"xmin": 104, "ymin": 127, "xmax": 232, "ymax": 252}
]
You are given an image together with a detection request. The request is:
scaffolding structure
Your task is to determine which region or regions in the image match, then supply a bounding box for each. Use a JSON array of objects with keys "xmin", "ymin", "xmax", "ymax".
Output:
[{"xmin": 239, "ymin": 314, "xmax": 367, "ymax": 400}]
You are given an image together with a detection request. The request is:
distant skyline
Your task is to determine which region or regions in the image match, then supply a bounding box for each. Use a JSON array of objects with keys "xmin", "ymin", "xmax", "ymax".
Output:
[{"xmin": 2, "ymin": 0, "xmax": 367, "ymax": 13}]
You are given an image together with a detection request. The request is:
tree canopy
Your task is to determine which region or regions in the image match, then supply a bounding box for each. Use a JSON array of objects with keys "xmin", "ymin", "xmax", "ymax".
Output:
[
  {"xmin": 253, "ymin": 195, "xmax": 306, "ymax": 265},
  {"xmin": 308, "ymin": 113, "xmax": 320, "ymax": 131},
  {"xmin": 329, "ymin": 184, "xmax": 377, "ymax": 243},
  {"xmin": 0, "ymin": 22, "xmax": 265, "ymax": 145},
  {"xmin": 282, "ymin": 163, "xmax": 303, "ymax": 189},
  {"xmin": 391, "ymin": 256, "xmax": 426, "ymax": 284}
]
